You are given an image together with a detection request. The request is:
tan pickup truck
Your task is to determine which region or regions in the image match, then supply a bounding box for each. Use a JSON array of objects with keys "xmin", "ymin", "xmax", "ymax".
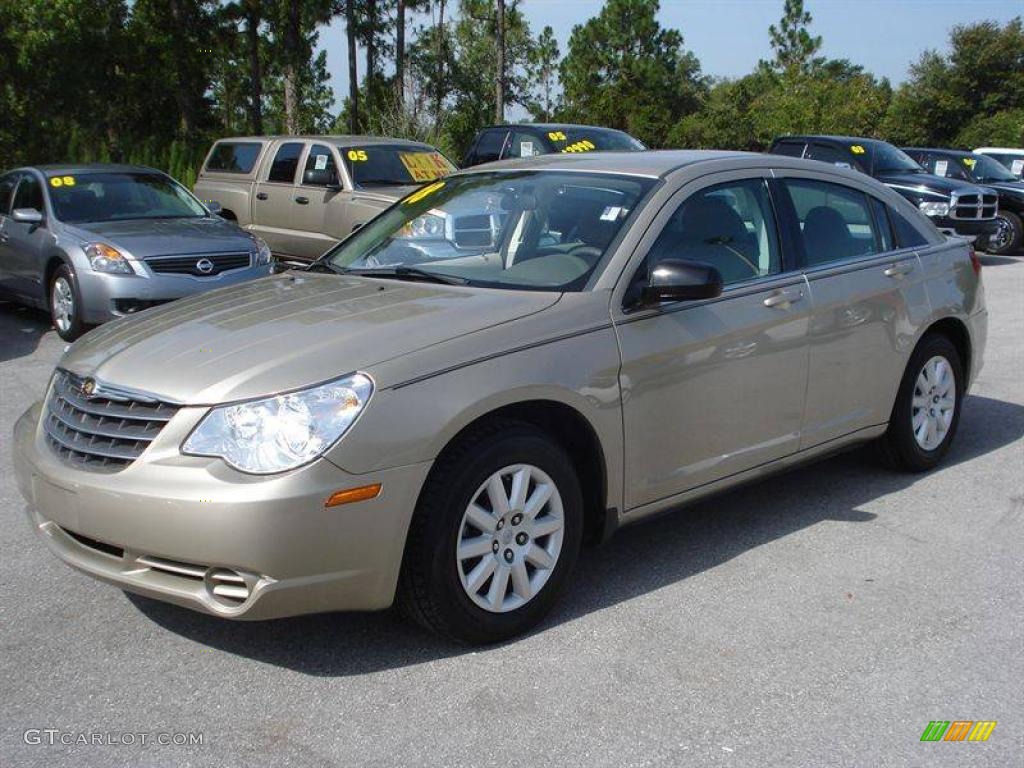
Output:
[{"xmin": 193, "ymin": 135, "xmax": 455, "ymax": 262}]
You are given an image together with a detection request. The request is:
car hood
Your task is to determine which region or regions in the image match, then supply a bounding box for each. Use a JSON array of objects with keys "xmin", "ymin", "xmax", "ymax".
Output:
[
  {"xmin": 875, "ymin": 170, "xmax": 981, "ymax": 196},
  {"xmin": 62, "ymin": 217, "xmax": 252, "ymax": 258},
  {"xmin": 982, "ymin": 181, "xmax": 1024, "ymax": 198},
  {"xmin": 352, "ymin": 184, "xmax": 420, "ymax": 205},
  {"xmin": 60, "ymin": 272, "xmax": 560, "ymax": 403}
]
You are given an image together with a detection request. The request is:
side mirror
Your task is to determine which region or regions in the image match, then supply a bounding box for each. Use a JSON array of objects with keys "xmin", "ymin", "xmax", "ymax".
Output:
[
  {"xmin": 640, "ymin": 259, "xmax": 723, "ymax": 306},
  {"xmin": 303, "ymin": 168, "xmax": 341, "ymax": 188},
  {"xmin": 11, "ymin": 208, "xmax": 43, "ymax": 224},
  {"xmin": 205, "ymin": 200, "xmax": 223, "ymax": 215}
]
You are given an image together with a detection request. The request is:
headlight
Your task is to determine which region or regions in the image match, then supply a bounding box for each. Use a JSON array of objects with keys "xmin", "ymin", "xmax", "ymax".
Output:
[
  {"xmin": 182, "ymin": 373, "xmax": 373, "ymax": 474},
  {"xmin": 84, "ymin": 242, "xmax": 134, "ymax": 274},
  {"xmin": 396, "ymin": 213, "xmax": 446, "ymax": 239},
  {"xmin": 249, "ymin": 235, "xmax": 273, "ymax": 266},
  {"xmin": 918, "ymin": 201, "xmax": 950, "ymax": 217}
]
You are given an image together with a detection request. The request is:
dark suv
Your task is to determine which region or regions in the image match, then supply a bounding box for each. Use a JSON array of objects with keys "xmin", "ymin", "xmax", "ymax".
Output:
[
  {"xmin": 902, "ymin": 147, "xmax": 1024, "ymax": 254},
  {"xmin": 461, "ymin": 124, "xmax": 645, "ymax": 168},
  {"xmin": 770, "ymin": 136, "xmax": 999, "ymax": 243}
]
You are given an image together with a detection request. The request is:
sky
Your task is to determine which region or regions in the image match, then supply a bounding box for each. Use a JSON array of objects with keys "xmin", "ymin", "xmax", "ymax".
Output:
[{"xmin": 315, "ymin": 0, "xmax": 1023, "ymax": 109}]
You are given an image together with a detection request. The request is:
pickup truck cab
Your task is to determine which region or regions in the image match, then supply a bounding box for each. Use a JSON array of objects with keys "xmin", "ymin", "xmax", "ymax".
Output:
[
  {"xmin": 462, "ymin": 124, "xmax": 645, "ymax": 168},
  {"xmin": 903, "ymin": 147, "xmax": 1024, "ymax": 254},
  {"xmin": 194, "ymin": 136, "xmax": 455, "ymax": 262},
  {"xmin": 769, "ymin": 136, "xmax": 1000, "ymax": 243}
]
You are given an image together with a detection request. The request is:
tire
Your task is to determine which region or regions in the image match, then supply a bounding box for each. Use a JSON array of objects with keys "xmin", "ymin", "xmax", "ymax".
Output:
[
  {"xmin": 398, "ymin": 419, "xmax": 583, "ymax": 644},
  {"xmin": 986, "ymin": 211, "xmax": 1022, "ymax": 255},
  {"xmin": 877, "ymin": 334, "xmax": 964, "ymax": 472},
  {"xmin": 49, "ymin": 263, "xmax": 86, "ymax": 341}
]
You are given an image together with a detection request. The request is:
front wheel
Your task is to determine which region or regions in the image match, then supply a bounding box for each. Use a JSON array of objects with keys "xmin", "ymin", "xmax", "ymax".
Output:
[
  {"xmin": 877, "ymin": 334, "xmax": 964, "ymax": 472},
  {"xmin": 49, "ymin": 264, "xmax": 86, "ymax": 341},
  {"xmin": 986, "ymin": 211, "xmax": 1022, "ymax": 255},
  {"xmin": 398, "ymin": 420, "xmax": 583, "ymax": 644}
]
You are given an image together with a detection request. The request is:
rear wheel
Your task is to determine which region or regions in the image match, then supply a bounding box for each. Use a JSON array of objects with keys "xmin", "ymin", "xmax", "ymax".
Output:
[
  {"xmin": 877, "ymin": 334, "xmax": 964, "ymax": 472},
  {"xmin": 398, "ymin": 420, "xmax": 583, "ymax": 644},
  {"xmin": 49, "ymin": 264, "xmax": 86, "ymax": 341}
]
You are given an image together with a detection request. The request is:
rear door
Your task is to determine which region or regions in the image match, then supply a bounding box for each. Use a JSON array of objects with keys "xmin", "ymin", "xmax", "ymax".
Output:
[
  {"xmin": 773, "ymin": 170, "xmax": 931, "ymax": 447},
  {"xmin": 251, "ymin": 140, "xmax": 306, "ymax": 257}
]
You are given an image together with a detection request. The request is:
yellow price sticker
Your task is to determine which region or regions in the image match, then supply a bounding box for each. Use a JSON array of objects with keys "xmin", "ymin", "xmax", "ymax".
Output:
[
  {"xmin": 62, "ymin": 176, "xmax": 75, "ymax": 186},
  {"xmin": 347, "ymin": 149, "xmax": 368, "ymax": 162},
  {"xmin": 850, "ymin": 145, "xmax": 866, "ymax": 155},
  {"xmin": 398, "ymin": 152, "xmax": 451, "ymax": 182},
  {"xmin": 49, "ymin": 177, "xmax": 63, "ymax": 188},
  {"xmin": 403, "ymin": 181, "xmax": 445, "ymax": 205},
  {"xmin": 561, "ymin": 140, "xmax": 597, "ymax": 153},
  {"xmin": 962, "ymin": 157, "xmax": 976, "ymax": 169},
  {"xmin": 547, "ymin": 131, "xmax": 567, "ymax": 141}
]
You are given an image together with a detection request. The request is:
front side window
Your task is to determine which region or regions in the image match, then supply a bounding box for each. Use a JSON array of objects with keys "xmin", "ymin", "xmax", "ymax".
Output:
[
  {"xmin": 871, "ymin": 143, "xmax": 926, "ymax": 174},
  {"xmin": 783, "ymin": 179, "xmax": 881, "ymax": 267},
  {"xmin": 0, "ymin": 175, "xmax": 15, "ymax": 215},
  {"xmin": 267, "ymin": 142, "xmax": 304, "ymax": 183},
  {"xmin": 48, "ymin": 172, "xmax": 206, "ymax": 224},
  {"xmin": 301, "ymin": 144, "xmax": 340, "ymax": 186},
  {"xmin": 807, "ymin": 143, "xmax": 861, "ymax": 171},
  {"xmin": 914, "ymin": 153, "xmax": 969, "ymax": 181},
  {"xmin": 646, "ymin": 178, "xmax": 781, "ymax": 285},
  {"xmin": 325, "ymin": 171, "xmax": 654, "ymax": 291},
  {"xmin": 504, "ymin": 131, "xmax": 543, "ymax": 159},
  {"xmin": 469, "ymin": 131, "xmax": 509, "ymax": 165},
  {"xmin": 12, "ymin": 175, "xmax": 44, "ymax": 212},
  {"xmin": 342, "ymin": 144, "xmax": 455, "ymax": 187}
]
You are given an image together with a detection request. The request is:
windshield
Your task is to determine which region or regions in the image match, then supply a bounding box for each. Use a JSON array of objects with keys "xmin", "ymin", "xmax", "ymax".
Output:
[
  {"xmin": 872, "ymin": 143, "xmax": 924, "ymax": 174},
  {"xmin": 324, "ymin": 171, "xmax": 655, "ymax": 291},
  {"xmin": 545, "ymin": 128, "xmax": 646, "ymax": 153},
  {"xmin": 48, "ymin": 172, "xmax": 207, "ymax": 223},
  {"xmin": 342, "ymin": 144, "xmax": 455, "ymax": 187},
  {"xmin": 963, "ymin": 153, "xmax": 1017, "ymax": 182}
]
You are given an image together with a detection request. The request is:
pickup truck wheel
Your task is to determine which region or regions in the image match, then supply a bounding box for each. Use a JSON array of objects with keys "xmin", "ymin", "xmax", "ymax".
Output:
[
  {"xmin": 398, "ymin": 420, "xmax": 583, "ymax": 644},
  {"xmin": 986, "ymin": 211, "xmax": 1022, "ymax": 255},
  {"xmin": 49, "ymin": 264, "xmax": 86, "ymax": 341},
  {"xmin": 877, "ymin": 334, "xmax": 963, "ymax": 472}
]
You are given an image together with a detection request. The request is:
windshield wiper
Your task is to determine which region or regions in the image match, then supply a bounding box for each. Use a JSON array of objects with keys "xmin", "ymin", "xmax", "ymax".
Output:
[
  {"xmin": 305, "ymin": 261, "xmax": 343, "ymax": 274},
  {"xmin": 340, "ymin": 265, "xmax": 469, "ymax": 285}
]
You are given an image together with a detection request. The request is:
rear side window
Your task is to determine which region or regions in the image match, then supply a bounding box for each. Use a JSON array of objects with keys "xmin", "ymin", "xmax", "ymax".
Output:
[
  {"xmin": 205, "ymin": 142, "xmax": 262, "ymax": 173},
  {"xmin": 267, "ymin": 142, "xmax": 304, "ymax": 183},
  {"xmin": 806, "ymin": 143, "xmax": 853, "ymax": 169},
  {"xmin": 783, "ymin": 179, "xmax": 880, "ymax": 267},
  {"xmin": 468, "ymin": 130, "xmax": 508, "ymax": 165},
  {"xmin": 12, "ymin": 175, "xmax": 44, "ymax": 212},
  {"xmin": 772, "ymin": 141, "xmax": 806, "ymax": 158},
  {"xmin": 890, "ymin": 208, "xmax": 930, "ymax": 248}
]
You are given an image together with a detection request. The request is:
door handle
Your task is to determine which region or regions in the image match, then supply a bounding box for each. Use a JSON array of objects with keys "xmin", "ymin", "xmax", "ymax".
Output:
[
  {"xmin": 884, "ymin": 261, "xmax": 914, "ymax": 278},
  {"xmin": 763, "ymin": 289, "xmax": 803, "ymax": 308},
  {"xmin": 294, "ymin": 196, "xmax": 309, "ymax": 205},
  {"xmin": 256, "ymin": 192, "xmax": 268, "ymax": 201}
]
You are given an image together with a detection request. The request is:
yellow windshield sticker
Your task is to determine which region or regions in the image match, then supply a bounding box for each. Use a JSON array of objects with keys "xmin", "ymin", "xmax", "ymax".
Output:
[
  {"xmin": 850, "ymin": 145, "xmax": 866, "ymax": 154},
  {"xmin": 961, "ymin": 157, "xmax": 976, "ymax": 169},
  {"xmin": 561, "ymin": 140, "xmax": 597, "ymax": 153},
  {"xmin": 49, "ymin": 177, "xmax": 63, "ymax": 187},
  {"xmin": 547, "ymin": 130, "xmax": 567, "ymax": 141},
  {"xmin": 403, "ymin": 181, "xmax": 445, "ymax": 205},
  {"xmin": 346, "ymin": 149, "xmax": 368, "ymax": 162},
  {"xmin": 62, "ymin": 175, "xmax": 75, "ymax": 186},
  {"xmin": 398, "ymin": 152, "xmax": 451, "ymax": 182}
]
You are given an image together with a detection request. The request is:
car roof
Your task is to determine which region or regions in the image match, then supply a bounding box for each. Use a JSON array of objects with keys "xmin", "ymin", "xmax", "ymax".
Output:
[
  {"xmin": 479, "ymin": 123, "xmax": 633, "ymax": 132},
  {"xmin": 215, "ymin": 135, "xmax": 434, "ymax": 147},
  {"xmin": 773, "ymin": 135, "xmax": 880, "ymax": 146},
  {"xmin": 902, "ymin": 147, "xmax": 972, "ymax": 157},
  {"xmin": 975, "ymin": 147, "xmax": 1024, "ymax": 154},
  {"xmin": 453, "ymin": 149, "xmax": 777, "ymax": 179},
  {"xmin": 12, "ymin": 163, "xmax": 163, "ymax": 177}
]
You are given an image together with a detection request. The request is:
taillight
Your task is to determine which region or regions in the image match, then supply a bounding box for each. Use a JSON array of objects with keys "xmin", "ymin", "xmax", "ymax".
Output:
[{"xmin": 969, "ymin": 244, "xmax": 982, "ymax": 276}]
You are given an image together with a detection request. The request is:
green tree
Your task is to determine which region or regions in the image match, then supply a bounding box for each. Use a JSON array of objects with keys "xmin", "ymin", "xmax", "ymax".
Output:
[
  {"xmin": 525, "ymin": 25, "xmax": 560, "ymax": 120},
  {"xmin": 765, "ymin": 0, "xmax": 821, "ymax": 73},
  {"xmin": 559, "ymin": 0, "xmax": 706, "ymax": 147}
]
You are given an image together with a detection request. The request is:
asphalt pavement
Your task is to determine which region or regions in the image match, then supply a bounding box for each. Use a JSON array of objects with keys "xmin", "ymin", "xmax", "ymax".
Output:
[{"xmin": 2, "ymin": 256, "xmax": 1022, "ymax": 768}]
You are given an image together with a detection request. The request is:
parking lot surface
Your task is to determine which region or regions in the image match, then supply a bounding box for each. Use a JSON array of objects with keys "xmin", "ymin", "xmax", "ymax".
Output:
[{"xmin": 2, "ymin": 256, "xmax": 1022, "ymax": 768}]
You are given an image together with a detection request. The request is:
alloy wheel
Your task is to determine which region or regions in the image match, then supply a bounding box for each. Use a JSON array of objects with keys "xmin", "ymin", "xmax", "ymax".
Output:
[
  {"xmin": 911, "ymin": 355, "xmax": 956, "ymax": 451},
  {"xmin": 990, "ymin": 216, "xmax": 1013, "ymax": 252},
  {"xmin": 51, "ymin": 277, "xmax": 74, "ymax": 333},
  {"xmin": 455, "ymin": 463, "xmax": 565, "ymax": 613}
]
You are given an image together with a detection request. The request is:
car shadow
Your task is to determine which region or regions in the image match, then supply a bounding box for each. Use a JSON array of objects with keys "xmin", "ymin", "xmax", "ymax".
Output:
[
  {"xmin": 129, "ymin": 394, "xmax": 1024, "ymax": 676},
  {"xmin": 978, "ymin": 254, "xmax": 1020, "ymax": 266},
  {"xmin": 0, "ymin": 301, "xmax": 53, "ymax": 363}
]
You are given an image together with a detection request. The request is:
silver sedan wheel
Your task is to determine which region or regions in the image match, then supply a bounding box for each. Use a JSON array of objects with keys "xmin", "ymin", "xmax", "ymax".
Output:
[
  {"xmin": 456, "ymin": 463, "xmax": 565, "ymax": 614},
  {"xmin": 51, "ymin": 277, "xmax": 74, "ymax": 333},
  {"xmin": 912, "ymin": 355, "xmax": 956, "ymax": 451}
]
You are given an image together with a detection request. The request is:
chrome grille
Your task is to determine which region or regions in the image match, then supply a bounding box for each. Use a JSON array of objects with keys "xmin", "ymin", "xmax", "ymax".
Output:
[
  {"xmin": 952, "ymin": 191, "xmax": 999, "ymax": 220},
  {"xmin": 146, "ymin": 252, "xmax": 251, "ymax": 276},
  {"xmin": 44, "ymin": 371, "xmax": 179, "ymax": 472},
  {"xmin": 451, "ymin": 214, "xmax": 497, "ymax": 248}
]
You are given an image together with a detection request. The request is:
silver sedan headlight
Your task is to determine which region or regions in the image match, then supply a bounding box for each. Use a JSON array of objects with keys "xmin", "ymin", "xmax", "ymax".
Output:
[
  {"xmin": 84, "ymin": 242, "xmax": 135, "ymax": 274},
  {"xmin": 182, "ymin": 373, "xmax": 373, "ymax": 474}
]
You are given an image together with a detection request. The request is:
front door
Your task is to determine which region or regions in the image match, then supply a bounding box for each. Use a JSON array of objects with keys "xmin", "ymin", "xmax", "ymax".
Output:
[
  {"xmin": 289, "ymin": 143, "xmax": 352, "ymax": 260},
  {"xmin": 5, "ymin": 173, "xmax": 51, "ymax": 301},
  {"xmin": 615, "ymin": 172, "xmax": 811, "ymax": 510}
]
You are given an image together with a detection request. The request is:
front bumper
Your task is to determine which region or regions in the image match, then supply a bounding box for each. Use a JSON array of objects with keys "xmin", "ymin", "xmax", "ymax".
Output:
[
  {"xmin": 13, "ymin": 401, "xmax": 431, "ymax": 619},
  {"xmin": 933, "ymin": 216, "xmax": 1000, "ymax": 241},
  {"xmin": 77, "ymin": 264, "xmax": 274, "ymax": 324}
]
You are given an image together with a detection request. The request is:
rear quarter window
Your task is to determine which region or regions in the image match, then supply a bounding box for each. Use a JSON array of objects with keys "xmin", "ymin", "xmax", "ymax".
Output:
[{"xmin": 205, "ymin": 142, "xmax": 263, "ymax": 174}]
